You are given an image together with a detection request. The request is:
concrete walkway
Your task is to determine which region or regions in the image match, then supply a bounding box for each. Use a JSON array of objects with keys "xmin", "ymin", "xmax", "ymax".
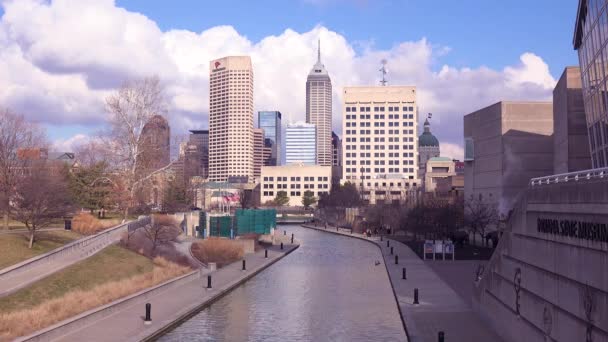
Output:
[
  {"xmin": 302, "ymin": 224, "xmax": 502, "ymax": 342},
  {"xmin": 21, "ymin": 239, "xmax": 299, "ymax": 342}
]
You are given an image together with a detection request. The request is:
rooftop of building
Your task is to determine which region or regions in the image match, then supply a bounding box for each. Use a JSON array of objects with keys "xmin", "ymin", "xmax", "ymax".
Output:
[{"xmin": 428, "ymin": 157, "xmax": 452, "ymax": 162}]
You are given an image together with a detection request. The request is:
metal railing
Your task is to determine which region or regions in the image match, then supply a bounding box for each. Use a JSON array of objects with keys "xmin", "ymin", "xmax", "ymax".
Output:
[{"xmin": 529, "ymin": 167, "xmax": 608, "ymax": 187}]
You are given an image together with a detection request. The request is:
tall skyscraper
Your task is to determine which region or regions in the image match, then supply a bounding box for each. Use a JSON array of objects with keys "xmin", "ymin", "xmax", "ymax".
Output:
[
  {"xmin": 342, "ymin": 86, "xmax": 419, "ymax": 204},
  {"xmin": 258, "ymin": 111, "xmax": 282, "ymax": 166},
  {"xmin": 332, "ymin": 131, "xmax": 342, "ymax": 167},
  {"xmin": 306, "ymin": 40, "xmax": 332, "ymax": 166},
  {"xmin": 184, "ymin": 130, "xmax": 209, "ymax": 180},
  {"xmin": 209, "ymin": 56, "xmax": 254, "ymax": 182},
  {"xmin": 253, "ymin": 128, "xmax": 265, "ymax": 180},
  {"xmin": 285, "ymin": 122, "xmax": 316, "ymax": 165}
]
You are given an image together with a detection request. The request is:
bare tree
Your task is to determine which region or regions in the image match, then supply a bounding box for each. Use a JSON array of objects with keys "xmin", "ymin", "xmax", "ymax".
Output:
[
  {"xmin": 464, "ymin": 196, "xmax": 499, "ymax": 246},
  {"xmin": 11, "ymin": 164, "xmax": 73, "ymax": 248},
  {"xmin": 102, "ymin": 76, "xmax": 168, "ymax": 219},
  {"xmin": 0, "ymin": 109, "xmax": 46, "ymax": 229},
  {"xmin": 238, "ymin": 189, "xmax": 252, "ymax": 209},
  {"xmin": 142, "ymin": 214, "xmax": 180, "ymax": 254}
]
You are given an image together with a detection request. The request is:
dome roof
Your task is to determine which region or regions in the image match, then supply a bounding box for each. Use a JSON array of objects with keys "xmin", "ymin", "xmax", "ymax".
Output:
[{"xmin": 419, "ymin": 119, "xmax": 439, "ymax": 147}]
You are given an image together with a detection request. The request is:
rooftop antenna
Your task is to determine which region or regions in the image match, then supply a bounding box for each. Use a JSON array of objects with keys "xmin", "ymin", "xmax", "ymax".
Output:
[
  {"xmin": 379, "ymin": 59, "xmax": 388, "ymax": 86},
  {"xmin": 317, "ymin": 39, "xmax": 321, "ymax": 63}
]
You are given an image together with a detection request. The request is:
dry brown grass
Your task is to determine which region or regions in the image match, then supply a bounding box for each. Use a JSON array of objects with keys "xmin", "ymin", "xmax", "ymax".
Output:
[
  {"xmin": 72, "ymin": 213, "xmax": 120, "ymax": 235},
  {"xmin": 0, "ymin": 257, "xmax": 191, "ymax": 341},
  {"xmin": 191, "ymin": 238, "xmax": 244, "ymax": 268}
]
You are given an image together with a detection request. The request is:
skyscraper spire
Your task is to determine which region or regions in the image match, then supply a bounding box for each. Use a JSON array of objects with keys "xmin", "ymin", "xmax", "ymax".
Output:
[{"xmin": 317, "ymin": 39, "xmax": 321, "ymax": 63}]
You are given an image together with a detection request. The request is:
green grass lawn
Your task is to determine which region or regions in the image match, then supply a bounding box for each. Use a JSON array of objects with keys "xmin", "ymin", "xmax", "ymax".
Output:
[
  {"xmin": 0, "ymin": 230, "xmax": 82, "ymax": 269},
  {"xmin": 0, "ymin": 245, "xmax": 153, "ymax": 313}
]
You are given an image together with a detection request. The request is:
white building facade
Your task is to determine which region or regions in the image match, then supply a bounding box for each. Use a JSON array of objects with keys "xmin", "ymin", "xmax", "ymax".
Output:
[
  {"xmin": 260, "ymin": 164, "xmax": 331, "ymax": 206},
  {"xmin": 342, "ymin": 86, "xmax": 419, "ymax": 204},
  {"xmin": 208, "ymin": 56, "xmax": 254, "ymax": 182}
]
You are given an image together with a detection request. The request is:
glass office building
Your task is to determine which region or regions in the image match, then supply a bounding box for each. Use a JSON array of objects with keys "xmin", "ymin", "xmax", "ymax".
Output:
[
  {"xmin": 285, "ymin": 122, "xmax": 316, "ymax": 165},
  {"xmin": 258, "ymin": 111, "xmax": 282, "ymax": 165},
  {"xmin": 574, "ymin": 0, "xmax": 608, "ymax": 168}
]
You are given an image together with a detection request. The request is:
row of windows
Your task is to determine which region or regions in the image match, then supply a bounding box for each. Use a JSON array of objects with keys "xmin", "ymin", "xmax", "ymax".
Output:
[
  {"xmin": 345, "ymin": 122, "xmax": 414, "ymax": 127},
  {"xmin": 263, "ymin": 191, "xmax": 329, "ymax": 197},
  {"xmin": 345, "ymin": 160, "xmax": 414, "ymax": 166},
  {"xmin": 345, "ymin": 129, "xmax": 415, "ymax": 135},
  {"xmin": 345, "ymin": 106, "xmax": 415, "ymax": 112},
  {"xmin": 345, "ymin": 145, "xmax": 416, "ymax": 150},
  {"xmin": 345, "ymin": 152, "xmax": 415, "ymax": 158},
  {"xmin": 344, "ymin": 167, "xmax": 415, "ymax": 173},
  {"xmin": 345, "ymin": 137, "xmax": 414, "ymax": 143},
  {"xmin": 345, "ymin": 114, "xmax": 415, "ymax": 120},
  {"xmin": 262, "ymin": 176, "xmax": 329, "ymax": 182}
]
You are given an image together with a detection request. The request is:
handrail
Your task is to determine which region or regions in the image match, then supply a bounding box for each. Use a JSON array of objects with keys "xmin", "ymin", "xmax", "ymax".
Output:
[{"xmin": 528, "ymin": 167, "xmax": 608, "ymax": 187}]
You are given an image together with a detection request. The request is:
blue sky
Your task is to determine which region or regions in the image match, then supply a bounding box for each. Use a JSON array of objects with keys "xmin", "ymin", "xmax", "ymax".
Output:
[
  {"xmin": 0, "ymin": 0, "xmax": 581, "ymax": 157},
  {"xmin": 116, "ymin": 0, "xmax": 579, "ymax": 76}
]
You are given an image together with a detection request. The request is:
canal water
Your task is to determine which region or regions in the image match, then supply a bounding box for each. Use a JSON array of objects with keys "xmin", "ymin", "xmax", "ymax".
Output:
[{"xmin": 159, "ymin": 225, "xmax": 407, "ymax": 342}]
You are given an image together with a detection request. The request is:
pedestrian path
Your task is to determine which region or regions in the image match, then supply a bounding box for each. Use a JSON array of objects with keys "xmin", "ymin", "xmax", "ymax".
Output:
[
  {"xmin": 302, "ymin": 224, "xmax": 503, "ymax": 342},
  {"xmin": 18, "ymin": 241, "xmax": 299, "ymax": 342}
]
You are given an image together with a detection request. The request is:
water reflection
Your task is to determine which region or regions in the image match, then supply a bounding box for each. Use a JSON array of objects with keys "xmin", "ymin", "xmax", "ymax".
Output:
[{"xmin": 159, "ymin": 225, "xmax": 406, "ymax": 342}]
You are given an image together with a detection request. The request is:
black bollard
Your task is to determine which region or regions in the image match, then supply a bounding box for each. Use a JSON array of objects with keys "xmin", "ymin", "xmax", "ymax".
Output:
[
  {"xmin": 387, "ymin": 240, "xmax": 390, "ymax": 247},
  {"xmin": 390, "ymin": 246, "xmax": 394, "ymax": 255},
  {"xmin": 144, "ymin": 303, "xmax": 151, "ymax": 325},
  {"xmin": 265, "ymin": 249, "xmax": 268, "ymax": 258},
  {"xmin": 438, "ymin": 331, "xmax": 445, "ymax": 342},
  {"xmin": 291, "ymin": 233, "xmax": 294, "ymax": 244},
  {"xmin": 395, "ymin": 255, "xmax": 399, "ymax": 264},
  {"xmin": 284, "ymin": 230, "xmax": 286, "ymax": 235},
  {"xmin": 414, "ymin": 288, "xmax": 419, "ymax": 304},
  {"xmin": 242, "ymin": 259, "xmax": 246, "ymax": 271},
  {"xmin": 402, "ymin": 267, "xmax": 407, "ymax": 280},
  {"xmin": 207, "ymin": 275, "xmax": 212, "ymax": 289},
  {"xmin": 280, "ymin": 242, "xmax": 284, "ymax": 250}
]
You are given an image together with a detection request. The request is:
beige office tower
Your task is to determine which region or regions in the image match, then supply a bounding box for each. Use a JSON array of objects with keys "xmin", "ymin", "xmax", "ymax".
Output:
[
  {"xmin": 342, "ymin": 86, "xmax": 419, "ymax": 205},
  {"xmin": 306, "ymin": 40, "xmax": 333, "ymax": 166},
  {"xmin": 209, "ymin": 56, "xmax": 254, "ymax": 182}
]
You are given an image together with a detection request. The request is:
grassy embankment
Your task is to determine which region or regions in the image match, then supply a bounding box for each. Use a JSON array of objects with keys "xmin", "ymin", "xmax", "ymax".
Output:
[
  {"xmin": 0, "ymin": 230, "xmax": 81, "ymax": 269},
  {"xmin": 0, "ymin": 245, "xmax": 191, "ymax": 341}
]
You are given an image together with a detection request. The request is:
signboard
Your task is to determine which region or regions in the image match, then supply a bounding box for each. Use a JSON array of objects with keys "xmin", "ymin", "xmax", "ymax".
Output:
[
  {"xmin": 424, "ymin": 240, "xmax": 434, "ymax": 254},
  {"xmin": 434, "ymin": 240, "xmax": 444, "ymax": 253}
]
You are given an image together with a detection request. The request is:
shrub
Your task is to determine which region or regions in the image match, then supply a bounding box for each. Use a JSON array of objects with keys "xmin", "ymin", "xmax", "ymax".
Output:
[
  {"xmin": 191, "ymin": 238, "xmax": 244, "ymax": 268},
  {"xmin": 72, "ymin": 213, "xmax": 119, "ymax": 235},
  {"xmin": 0, "ymin": 257, "xmax": 190, "ymax": 341}
]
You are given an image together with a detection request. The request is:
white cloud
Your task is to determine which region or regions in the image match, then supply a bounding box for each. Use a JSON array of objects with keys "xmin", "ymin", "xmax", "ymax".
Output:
[
  {"xmin": 0, "ymin": 0, "xmax": 557, "ymax": 152},
  {"xmin": 440, "ymin": 142, "xmax": 464, "ymax": 161},
  {"xmin": 53, "ymin": 133, "xmax": 89, "ymax": 152}
]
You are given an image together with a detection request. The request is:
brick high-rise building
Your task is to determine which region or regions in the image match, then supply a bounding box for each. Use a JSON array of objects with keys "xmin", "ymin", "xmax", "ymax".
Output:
[{"xmin": 209, "ymin": 56, "xmax": 254, "ymax": 182}]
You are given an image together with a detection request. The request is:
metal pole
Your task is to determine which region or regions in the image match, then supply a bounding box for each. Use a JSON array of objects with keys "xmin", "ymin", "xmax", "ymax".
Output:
[
  {"xmin": 438, "ymin": 331, "xmax": 445, "ymax": 342},
  {"xmin": 242, "ymin": 259, "xmax": 246, "ymax": 271},
  {"xmin": 144, "ymin": 303, "xmax": 152, "ymax": 325},
  {"xmin": 265, "ymin": 249, "xmax": 268, "ymax": 258},
  {"xmin": 207, "ymin": 275, "xmax": 212, "ymax": 289},
  {"xmin": 414, "ymin": 288, "xmax": 419, "ymax": 304},
  {"xmin": 402, "ymin": 267, "xmax": 406, "ymax": 279},
  {"xmin": 395, "ymin": 255, "xmax": 398, "ymax": 264}
]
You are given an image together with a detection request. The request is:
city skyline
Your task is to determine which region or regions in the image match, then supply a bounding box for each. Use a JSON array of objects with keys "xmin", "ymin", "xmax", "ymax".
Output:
[{"xmin": 0, "ymin": 1, "xmax": 579, "ymax": 161}]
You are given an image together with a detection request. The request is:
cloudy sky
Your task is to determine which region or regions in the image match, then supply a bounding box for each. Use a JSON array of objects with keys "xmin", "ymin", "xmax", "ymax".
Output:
[{"xmin": 0, "ymin": 0, "xmax": 579, "ymax": 159}]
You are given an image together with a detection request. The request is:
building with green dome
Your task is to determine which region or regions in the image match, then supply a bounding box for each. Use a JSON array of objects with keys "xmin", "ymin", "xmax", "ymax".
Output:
[{"xmin": 418, "ymin": 119, "xmax": 440, "ymax": 189}]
